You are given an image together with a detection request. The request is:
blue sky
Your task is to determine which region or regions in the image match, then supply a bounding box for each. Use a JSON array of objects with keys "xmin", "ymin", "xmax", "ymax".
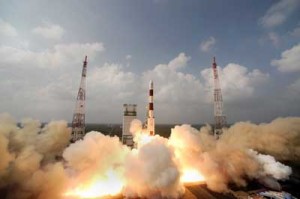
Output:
[{"xmin": 0, "ymin": 0, "xmax": 300, "ymax": 124}]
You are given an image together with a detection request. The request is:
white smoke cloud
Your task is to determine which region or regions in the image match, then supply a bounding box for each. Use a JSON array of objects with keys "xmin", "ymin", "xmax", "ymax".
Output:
[
  {"xmin": 169, "ymin": 124, "xmax": 259, "ymax": 192},
  {"xmin": 248, "ymin": 150, "xmax": 292, "ymax": 180},
  {"xmin": 124, "ymin": 135, "xmax": 184, "ymax": 198},
  {"xmin": 63, "ymin": 132, "xmax": 128, "ymax": 173},
  {"xmin": 0, "ymin": 114, "xmax": 298, "ymax": 198},
  {"xmin": 221, "ymin": 117, "xmax": 300, "ymax": 160},
  {"xmin": 130, "ymin": 118, "xmax": 297, "ymax": 194},
  {"xmin": 24, "ymin": 162, "xmax": 69, "ymax": 199},
  {"xmin": 168, "ymin": 119, "xmax": 297, "ymax": 192},
  {"xmin": 0, "ymin": 113, "xmax": 71, "ymax": 198},
  {"xmin": 0, "ymin": 133, "xmax": 14, "ymax": 184}
]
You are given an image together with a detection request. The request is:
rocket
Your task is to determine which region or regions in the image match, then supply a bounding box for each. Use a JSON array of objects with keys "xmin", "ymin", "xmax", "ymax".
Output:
[
  {"xmin": 147, "ymin": 80, "xmax": 155, "ymax": 135},
  {"xmin": 212, "ymin": 57, "xmax": 217, "ymax": 69}
]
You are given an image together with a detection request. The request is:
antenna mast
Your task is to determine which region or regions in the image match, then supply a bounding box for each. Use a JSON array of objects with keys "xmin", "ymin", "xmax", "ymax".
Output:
[
  {"xmin": 212, "ymin": 57, "xmax": 226, "ymax": 138},
  {"xmin": 71, "ymin": 56, "xmax": 88, "ymax": 142}
]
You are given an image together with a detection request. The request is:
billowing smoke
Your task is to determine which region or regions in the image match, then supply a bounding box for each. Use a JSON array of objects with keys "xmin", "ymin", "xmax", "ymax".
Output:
[
  {"xmin": 63, "ymin": 132, "xmax": 129, "ymax": 198},
  {"xmin": 169, "ymin": 121, "xmax": 300, "ymax": 191},
  {"xmin": 220, "ymin": 117, "xmax": 300, "ymax": 161},
  {"xmin": 0, "ymin": 113, "xmax": 299, "ymax": 199},
  {"xmin": 0, "ymin": 113, "xmax": 70, "ymax": 199},
  {"xmin": 119, "ymin": 119, "xmax": 184, "ymax": 198},
  {"xmin": 123, "ymin": 135, "xmax": 184, "ymax": 198}
]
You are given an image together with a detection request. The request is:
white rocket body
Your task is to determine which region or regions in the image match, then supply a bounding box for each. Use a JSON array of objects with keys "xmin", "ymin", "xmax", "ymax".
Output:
[{"xmin": 147, "ymin": 80, "xmax": 155, "ymax": 135}]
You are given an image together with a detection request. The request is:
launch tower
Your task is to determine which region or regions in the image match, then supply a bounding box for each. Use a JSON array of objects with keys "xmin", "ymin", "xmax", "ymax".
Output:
[
  {"xmin": 212, "ymin": 57, "xmax": 226, "ymax": 139},
  {"xmin": 71, "ymin": 56, "xmax": 88, "ymax": 142},
  {"xmin": 122, "ymin": 104, "xmax": 136, "ymax": 147}
]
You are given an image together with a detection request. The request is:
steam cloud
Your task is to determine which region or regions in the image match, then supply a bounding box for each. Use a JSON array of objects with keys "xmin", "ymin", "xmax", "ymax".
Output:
[
  {"xmin": 0, "ymin": 113, "xmax": 70, "ymax": 199},
  {"xmin": 0, "ymin": 113, "xmax": 299, "ymax": 199}
]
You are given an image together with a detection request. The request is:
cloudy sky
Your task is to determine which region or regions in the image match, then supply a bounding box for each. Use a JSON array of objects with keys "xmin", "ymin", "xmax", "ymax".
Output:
[{"xmin": 0, "ymin": 0, "xmax": 300, "ymax": 124}]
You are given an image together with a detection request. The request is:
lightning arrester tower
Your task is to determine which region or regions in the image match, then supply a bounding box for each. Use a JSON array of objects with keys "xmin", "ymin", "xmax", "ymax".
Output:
[
  {"xmin": 212, "ymin": 57, "xmax": 226, "ymax": 139},
  {"xmin": 71, "ymin": 56, "xmax": 88, "ymax": 143}
]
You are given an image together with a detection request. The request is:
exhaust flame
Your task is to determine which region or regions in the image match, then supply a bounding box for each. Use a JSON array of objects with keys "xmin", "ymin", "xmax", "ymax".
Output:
[
  {"xmin": 64, "ymin": 169, "xmax": 124, "ymax": 198},
  {"xmin": 181, "ymin": 169, "xmax": 206, "ymax": 184},
  {"xmin": 136, "ymin": 133, "xmax": 154, "ymax": 147}
]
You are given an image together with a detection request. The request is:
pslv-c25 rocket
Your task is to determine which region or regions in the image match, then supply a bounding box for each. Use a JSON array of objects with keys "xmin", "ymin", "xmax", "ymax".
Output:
[{"xmin": 147, "ymin": 80, "xmax": 155, "ymax": 135}]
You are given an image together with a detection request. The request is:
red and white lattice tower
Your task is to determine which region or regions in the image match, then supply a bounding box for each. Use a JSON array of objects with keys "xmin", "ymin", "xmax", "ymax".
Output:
[
  {"xmin": 71, "ymin": 56, "xmax": 88, "ymax": 142},
  {"xmin": 212, "ymin": 57, "xmax": 226, "ymax": 139}
]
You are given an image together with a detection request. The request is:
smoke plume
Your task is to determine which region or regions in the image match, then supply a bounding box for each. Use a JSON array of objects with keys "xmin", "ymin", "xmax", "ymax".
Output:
[
  {"xmin": 0, "ymin": 113, "xmax": 299, "ymax": 199},
  {"xmin": 0, "ymin": 113, "xmax": 70, "ymax": 199},
  {"xmin": 220, "ymin": 117, "xmax": 300, "ymax": 161}
]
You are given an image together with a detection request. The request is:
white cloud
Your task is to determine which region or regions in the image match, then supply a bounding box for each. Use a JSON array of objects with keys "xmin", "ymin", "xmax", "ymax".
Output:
[
  {"xmin": 0, "ymin": 42, "xmax": 104, "ymax": 69},
  {"xmin": 36, "ymin": 74, "xmax": 74, "ymax": 101},
  {"xmin": 0, "ymin": 19, "xmax": 18, "ymax": 37},
  {"xmin": 0, "ymin": 48, "xmax": 274, "ymax": 123},
  {"xmin": 32, "ymin": 23, "xmax": 65, "ymax": 40},
  {"xmin": 37, "ymin": 62, "xmax": 138, "ymax": 120},
  {"xmin": 201, "ymin": 63, "xmax": 269, "ymax": 102},
  {"xmin": 167, "ymin": 52, "xmax": 190, "ymax": 70},
  {"xmin": 142, "ymin": 53, "xmax": 204, "ymax": 123},
  {"xmin": 143, "ymin": 54, "xmax": 202, "ymax": 103},
  {"xmin": 268, "ymin": 32, "xmax": 280, "ymax": 47},
  {"xmin": 271, "ymin": 43, "xmax": 300, "ymax": 73},
  {"xmin": 84, "ymin": 63, "xmax": 139, "ymax": 122},
  {"xmin": 200, "ymin": 37, "xmax": 216, "ymax": 52},
  {"xmin": 125, "ymin": 55, "xmax": 132, "ymax": 60},
  {"xmin": 0, "ymin": 41, "xmax": 105, "ymax": 121},
  {"xmin": 89, "ymin": 63, "xmax": 137, "ymax": 100},
  {"xmin": 290, "ymin": 26, "xmax": 300, "ymax": 37},
  {"xmin": 288, "ymin": 78, "xmax": 300, "ymax": 94},
  {"xmin": 141, "ymin": 54, "xmax": 269, "ymax": 122},
  {"xmin": 287, "ymin": 78, "xmax": 300, "ymax": 104},
  {"xmin": 260, "ymin": 0, "xmax": 300, "ymax": 28}
]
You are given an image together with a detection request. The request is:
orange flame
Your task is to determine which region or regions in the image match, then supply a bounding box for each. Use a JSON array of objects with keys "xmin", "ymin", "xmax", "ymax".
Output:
[
  {"xmin": 63, "ymin": 132, "xmax": 206, "ymax": 198},
  {"xmin": 64, "ymin": 169, "xmax": 124, "ymax": 198},
  {"xmin": 139, "ymin": 134, "xmax": 154, "ymax": 146},
  {"xmin": 181, "ymin": 169, "xmax": 205, "ymax": 184},
  {"xmin": 134, "ymin": 131, "xmax": 154, "ymax": 148}
]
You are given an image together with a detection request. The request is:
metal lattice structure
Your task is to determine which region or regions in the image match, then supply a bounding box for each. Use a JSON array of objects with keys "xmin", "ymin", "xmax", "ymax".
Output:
[
  {"xmin": 71, "ymin": 56, "xmax": 88, "ymax": 142},
  {"xmin": 212, "ymin": 57, "xmax": 226, "ymax": 139}
]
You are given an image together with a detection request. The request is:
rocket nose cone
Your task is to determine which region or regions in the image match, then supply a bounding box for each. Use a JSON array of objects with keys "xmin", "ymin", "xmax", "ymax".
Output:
[{"xmin": 149, "ymin": 80, "xmax": 153, "ymax": 89}]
